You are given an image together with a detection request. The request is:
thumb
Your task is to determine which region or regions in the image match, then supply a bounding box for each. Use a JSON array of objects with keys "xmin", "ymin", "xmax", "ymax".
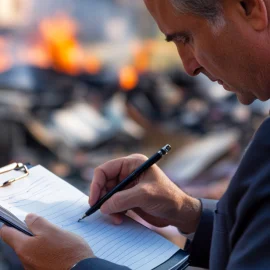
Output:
[
  {"xmin": 0, "ymin": 225, "xmax": 29, "ymax": 249},
  {"xmin": 100, "ymin": 187, "xmax": 140, "ymax": 215},
  {"xmin": 25, "ymin": 213, "xmax": 57, "ymax": 235}
]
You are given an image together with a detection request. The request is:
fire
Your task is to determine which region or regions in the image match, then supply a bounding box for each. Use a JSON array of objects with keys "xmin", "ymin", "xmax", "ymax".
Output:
[
  {"xmin": 119, "ymin": 65, "xmax": 139, "ymax": 91},
  {"xmin": 39, "ymin": 14, "xmax": 84, "ymax": 75},
  {"xmin": 38, "ymin": 13, "xmax": 103, "ymax": 75},
  {"xmin": 84, "ymin": 54, "xmax": 102, "ymax": 75},
  {"xmin": 132, "ymin": 40, "xmax": 154, "ymax": 73},
  {"xmin": 0, "ymin": 12, "xmax": 155, "ymax": 82},
  {"xmin": 0, "ymin": 13, "xmax": 102, "ymax": 75},
  {"xmin": 119, "ymin": 40, "xmax": 155, "ymax": 91}
]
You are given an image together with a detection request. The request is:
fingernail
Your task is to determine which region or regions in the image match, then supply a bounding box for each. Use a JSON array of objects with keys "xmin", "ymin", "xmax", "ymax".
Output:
[{"xmin": 25, "ymin": 213, "xmax": 38, "ymax": 223}]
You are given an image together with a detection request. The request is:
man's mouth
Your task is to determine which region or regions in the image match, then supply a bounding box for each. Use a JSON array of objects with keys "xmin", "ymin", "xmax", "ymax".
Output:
[
  {"xmin": 207, "ymin": 76, "xmax": 233, "ymax": 92},
  {"xmin": 207, "ymin": 76, "xmax": 224, "ymax": 85}
]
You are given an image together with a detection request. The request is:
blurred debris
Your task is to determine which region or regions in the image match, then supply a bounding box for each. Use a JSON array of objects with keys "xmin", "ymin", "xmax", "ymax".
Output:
[{"xmin": 163, "ymin": 130, "xmax": 240, "ymax": 185}]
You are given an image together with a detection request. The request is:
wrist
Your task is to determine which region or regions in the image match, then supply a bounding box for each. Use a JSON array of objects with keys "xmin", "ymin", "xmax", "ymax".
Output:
[
  {"xmin": 71, "ymin": 257, "xmax": 96, "ymax": 270},
  {"xmin": 174, "ymin": 196, "xmax": 202, "ymax": 234}
]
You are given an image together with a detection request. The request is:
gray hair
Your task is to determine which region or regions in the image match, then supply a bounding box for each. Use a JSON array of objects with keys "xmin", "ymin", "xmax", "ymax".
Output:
[{"xmin": 170, "ymin": 0, "xmax": 223, "ymax": 22}]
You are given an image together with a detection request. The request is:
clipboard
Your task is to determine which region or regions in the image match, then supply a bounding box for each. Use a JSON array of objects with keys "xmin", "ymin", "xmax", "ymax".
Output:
[
  {"xmin": 0, "ymin": 163, "xmax": 190, "ymax": 270},
  {"xmin": 0, "ymin": 162, "xmax": 33, "ymax": 236},
  {"xmin": 0, "ymin": 162, "xmax": 30, "ymax": 188}
]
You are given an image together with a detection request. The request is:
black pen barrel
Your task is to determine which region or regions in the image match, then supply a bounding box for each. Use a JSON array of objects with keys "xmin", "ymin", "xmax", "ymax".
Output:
[{"xmin": 109, "ymin": 152, "xmax": 162, "ymax": 193}]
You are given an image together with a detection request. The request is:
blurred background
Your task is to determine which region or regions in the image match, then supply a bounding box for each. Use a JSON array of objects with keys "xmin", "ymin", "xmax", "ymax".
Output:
[{"xmin": 0, "ymin": 0, "xmax": 269, "ymax": 269}]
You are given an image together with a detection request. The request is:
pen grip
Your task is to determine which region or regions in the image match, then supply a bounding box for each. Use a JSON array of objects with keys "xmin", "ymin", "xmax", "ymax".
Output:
[{"xmin": 95, "ymin": 152, "xmax": 162, "ymax": 209}]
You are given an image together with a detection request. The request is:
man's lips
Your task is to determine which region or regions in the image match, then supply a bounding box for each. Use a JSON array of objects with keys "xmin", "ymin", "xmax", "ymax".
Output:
[
  {"xmin": 207, "ymin": 76, "xmax": 224, "ymax": 85},
  {"xmin": 217, "ymin": 80, "xmax": 223, "ymax": 85},
  {"xmin": 207, "ymin": 76, "xmax": 232, "ymax": 91}
]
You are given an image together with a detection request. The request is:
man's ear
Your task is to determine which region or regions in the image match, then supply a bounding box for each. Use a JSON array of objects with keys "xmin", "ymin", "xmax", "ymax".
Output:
[{"xmin": 239, "ymin": 0, "xmax": 268, "ymax": 30}]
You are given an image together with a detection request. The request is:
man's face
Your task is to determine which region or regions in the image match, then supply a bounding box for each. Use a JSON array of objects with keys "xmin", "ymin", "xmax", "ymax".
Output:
[{"xmin": 144, "ymin": 0, "xmax": 270, "ymax": 105}]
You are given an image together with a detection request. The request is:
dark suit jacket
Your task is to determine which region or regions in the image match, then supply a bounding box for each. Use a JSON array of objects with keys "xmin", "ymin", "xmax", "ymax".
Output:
[
  {"xmin": 74, "ymin": 117, "xmax": 270, "ymax": 269},
  {"xmin": 189, "ymin": 117, "xmax": 270, "ymax": 269}
]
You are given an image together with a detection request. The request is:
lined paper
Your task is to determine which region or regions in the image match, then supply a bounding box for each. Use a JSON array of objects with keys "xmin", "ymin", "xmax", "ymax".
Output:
[{"xmin": 0, "ymin": 166, "xmax": 179, "ymax": 270}]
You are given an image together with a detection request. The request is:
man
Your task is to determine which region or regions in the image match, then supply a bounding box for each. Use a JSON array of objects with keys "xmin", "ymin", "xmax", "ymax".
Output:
[{"xmin": 1, "ymin": 0, "xmax": 270, "ymax": 269}]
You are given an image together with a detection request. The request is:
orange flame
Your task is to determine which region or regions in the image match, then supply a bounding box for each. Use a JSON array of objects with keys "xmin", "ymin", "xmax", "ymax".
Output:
[
  {"xmin": 132, "ymin": 40, "xmax": 154, "ymax": 73},
  {"xmin": 0, "ymin": 13, "xmax": 102, "ymax": 75},
  {"xmin": 119, "ymin": 65, "xmax": 139, "ymax": 91},
  {"xmin": 39, "ymin": 14, "xmax": 83, "ymax": 75},
  {"xmin": 84, "ymin": 54, "xmax": 102, "ymax": 74}
]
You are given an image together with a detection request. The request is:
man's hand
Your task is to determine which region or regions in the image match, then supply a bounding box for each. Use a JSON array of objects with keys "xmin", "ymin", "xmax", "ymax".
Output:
[
  {"xmin": 0, "ymin": 214, "xmax": 94, "ymax": 270},
  {"xmin": 90, "ymin": 154, "xmax": 202, "ymax": 233}
]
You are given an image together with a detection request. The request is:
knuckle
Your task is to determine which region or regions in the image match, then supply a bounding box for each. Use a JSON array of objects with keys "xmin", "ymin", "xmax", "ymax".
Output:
[
  {"xmin": 140, "ymin": 184, "xmax": 150, "ymax": 196},
  {"xmin": 129, "ymin": 154, "xmax": 148, "ymax": 162},
  {"xmin": 127, "ymin": 154, "xmax": 148, "ymax": 171},
  {"xmin": 93, "ymin": 167, "xmax": 107, "ymax": 186},
  {"xmin": 93, "ymin": 167, "xmax": 102, "ymax": 177}
]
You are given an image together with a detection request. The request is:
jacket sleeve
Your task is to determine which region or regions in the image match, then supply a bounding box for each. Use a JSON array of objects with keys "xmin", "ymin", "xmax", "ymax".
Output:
[
  {"xmin": 72, "ymin": 258, "xmax": 131, "ymax": 270},
  {"xmin": 187, "ymin": 199, "xmax": 217, "ymax": 269},
  {"xmin": 225, "ymin": 118, "xmax": 270, "ymax": 269}
]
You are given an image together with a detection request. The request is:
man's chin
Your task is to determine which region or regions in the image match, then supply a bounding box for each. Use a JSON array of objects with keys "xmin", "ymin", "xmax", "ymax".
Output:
[{"xmin": 236, "ymin": 93, "xmax": 257, "ymax": 105}]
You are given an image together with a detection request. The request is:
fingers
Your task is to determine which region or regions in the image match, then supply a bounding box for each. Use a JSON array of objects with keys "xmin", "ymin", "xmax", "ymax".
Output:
[
  {"xmin": 100, "ymin": 186, "xmax": 142, "ymax": 215},
  {"xmin": 25, "ymin": 213, "xmax": 58, "ymax": 235},
  {"xmin": 110, "ymin": 213, "xmax": 125, "ymax": 225},
  {"xmin": 89, "ymin": 155, "xmax": 147, "ymax": 206},
  {"xmin": 89, "ymin": 166, "xmax": 108, "ymax": 206},
  {"xmin": 0, "ymin": 225, "xmax": 29, "ymax": 250}
]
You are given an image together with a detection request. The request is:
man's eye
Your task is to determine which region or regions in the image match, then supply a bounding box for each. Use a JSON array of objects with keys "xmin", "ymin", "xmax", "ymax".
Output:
[{"xmin": 174, "ymin": 35, "xmax": 190, "ymax": 45}]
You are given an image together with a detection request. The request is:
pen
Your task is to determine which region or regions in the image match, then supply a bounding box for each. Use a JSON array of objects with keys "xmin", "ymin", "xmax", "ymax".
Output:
[{"xmin": 78, "ymin": 144, "xmax": 172, "ymax": 222}]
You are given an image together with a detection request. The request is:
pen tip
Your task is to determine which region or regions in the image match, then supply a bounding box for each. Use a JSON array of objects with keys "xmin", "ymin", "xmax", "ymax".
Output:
[{"xmin": 78, "ymin": 214, "xmax": 87, "ymax": 222}]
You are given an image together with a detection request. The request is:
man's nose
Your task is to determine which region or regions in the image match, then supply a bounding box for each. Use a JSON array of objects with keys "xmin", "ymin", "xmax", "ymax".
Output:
[{"xmin": 178, "ymin": 48, "xmax": 201, "ymax": 77}]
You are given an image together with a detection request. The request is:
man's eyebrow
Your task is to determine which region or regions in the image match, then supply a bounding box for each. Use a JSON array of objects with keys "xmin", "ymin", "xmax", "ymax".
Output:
[{"xmin": 165, "ymin": 31, "xmax": 189, "ymax": 42}]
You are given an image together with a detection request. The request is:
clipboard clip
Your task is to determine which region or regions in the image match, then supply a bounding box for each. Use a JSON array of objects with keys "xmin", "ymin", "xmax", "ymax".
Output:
[{"xmin": 0, "ymin": 162, "xmax": 29, "ymax": 188}]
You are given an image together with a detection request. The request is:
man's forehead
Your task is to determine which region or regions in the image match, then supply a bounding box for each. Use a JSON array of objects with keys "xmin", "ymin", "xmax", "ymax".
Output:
[
  {"xmin": 143, "ymin": 0, "xmax": 159, "ymax": 13},
  {"xmin": 144, "ymin": 0, "xmax": 186, "ymax": 34},
  {"xmin": 144, "ymin": 0, "xmax": 173, "ymax": 13}
]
